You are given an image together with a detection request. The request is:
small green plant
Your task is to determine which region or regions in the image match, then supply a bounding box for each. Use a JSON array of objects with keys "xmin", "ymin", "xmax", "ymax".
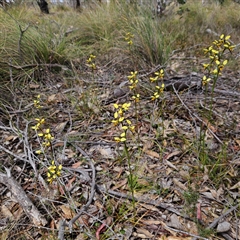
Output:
[
  {"xmin": 183, "ymin": 187, "xmax": 199, "ymax": 217},
  {"xmin": 47, "ymin": 160, "xmax": 63, "ymax": 184},
  {"xmin": 125, "ymin": 32, "xmax": 136, "ymax": 70},
  {"xmin": 31, "ymin": 95, "xmax": 62, "ymax": 184},
  {"xmin": 112, "ymin": 102, "xmax": 136, "ymax": 207},
  {"xmin": 198, "ymin": 226, "xmax": 214, "ymax": 238},
  {"xmin": 125, "ymin": 32, "xmax": 134, "ymax": 47},
  {"xmin": 202, "ymin": 34, "xmax": 235, "ymax": 118},
  {"xmin": 197, "ymin": 34, "xmax": 235, "ymax": 172},
  {"xmin": 149, "ymin": 68, "xmax": 166, "ymax": 146},
  {"xmin": 86, "ymin": 54, "xmax": 97, "ymax": 71},
  {"xmin": 111, "ymin": 63, "xmax": 166, "ymax": 210},
  {"xmin": 149, "ymin": 69, "xmax": 165, "ymax": 101},
  {"xmin": 183, "ymin": 186, "xmax": 214, "ymax": 237},
  {"xmin": 128, "ymin": 71, "xmax": 140, "ymax": 144}
]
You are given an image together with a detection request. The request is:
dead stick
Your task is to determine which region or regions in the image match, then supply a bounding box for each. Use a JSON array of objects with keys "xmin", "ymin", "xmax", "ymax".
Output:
[
  {"xmin": 207, "ymin": 205, "xmax": 238, "ymax": 229},
  {"xmin": 172, "ymin": 84, "xmax": 223, "ymax": 144},
  {"xmin": 67, "ymin": 145, "xmax": 96, "ymax": 233},
  {"xmin": 97, "ymin": 185, "xmax": 191, "ymax": 220},
  {"xmin": 0, "ymin": 171, "xmax": 47, "ymax": 226}
]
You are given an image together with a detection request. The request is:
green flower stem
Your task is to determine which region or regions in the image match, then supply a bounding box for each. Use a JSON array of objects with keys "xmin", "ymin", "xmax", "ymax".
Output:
[
  {"xmin": 133, "ymin": 95, "xmax": 141, "ymax": 147},
  {"xmin": 123, "ymin": 141, "xmax": 136, "ymax": 208}
]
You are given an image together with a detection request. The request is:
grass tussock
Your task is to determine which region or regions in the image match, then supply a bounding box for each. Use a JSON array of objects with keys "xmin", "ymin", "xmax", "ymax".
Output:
[{"xmin": 0, "ymin": 1, "xmax": 239, "ymax": 76}]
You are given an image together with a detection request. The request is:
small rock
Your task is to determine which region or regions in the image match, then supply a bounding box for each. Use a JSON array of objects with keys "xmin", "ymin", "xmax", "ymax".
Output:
[{"xmin": 217, "ymin": 221, "xmax": 231, "ymax": 233}]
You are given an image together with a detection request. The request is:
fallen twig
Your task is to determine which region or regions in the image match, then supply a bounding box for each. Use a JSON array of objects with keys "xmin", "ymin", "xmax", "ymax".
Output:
[
  {"xmin": 0, "ymin": 170, "xmax": 47, "ymax": 226},
  {"xmin": 0, "ymin": 144, "xmax": 27, "ymax": 162},
  {"xmin": 97, "ymin": 185, "xmax": 191, "ymax": 220},
  {"xmin": 162, "ymin": 224, "xmax": 209, "ymax": 240},
  {"xmin": 172, "ymin": 84, "xmax": 223, "ymax": 144},
  {"xmin": 208, "ymin": 87, "xmax": 240, "ymax": 98},
  {"xmin": 68, "ymin": 145, "xmax": 96, "ymax": 233},
  {"xmin": 207, "ymin": 205, "xmax": 238, "ymax": 229}
]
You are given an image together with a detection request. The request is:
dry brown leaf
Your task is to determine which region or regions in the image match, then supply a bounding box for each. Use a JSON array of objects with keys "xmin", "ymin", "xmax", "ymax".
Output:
[
  {"xmin": 75, "ymin": 233, "xmax": 86, "ymax": 240},
  {"xmin": 97, "ymin": 146, "xmax": 114, "ymax": 159},
  {"xmin": 89, "ymin": 145, "xmax": 115, "ymax": 159},
  {"xmin": 113, "ymin": 166, "xmax": 123, "ymax": 173},
  {"xmin": 66, "ymin": 177, "xmax": 76, "ymax": 190},
  {"xmin": 77, "ymin": 215, "xmax": 89, "ymax": 226},
  {"xmin": 71, "ymin": 161, "xmax": 82, "ymax": 168},
  {"xmin": 111, "ymin": 178, "xmax": 127, "ymax": 191},
  {"xmin": 54, "ymin": 121, "xmax": 68, "ymax": 133},
  {"xmin": 47, "ymin": 94, "xmax": 57, "ymax": 103},
  {"xmin": 179, "ymin": 170, "xmax": 190, "ymax": 179},
  {"xmin": 166, "ymin": 168, "xmax": 174, "ymax": 175},
  {"xmin": 164, "ymin": 159, "xmax": 178, "ymax": 170},
  {"xmin": 138, "ymin": 178, "xmax": 150, "ymax": 187},
  {"xmin": 53, "ymin": 141, "xmax": 64, "ymax": 147},
  {"xmin": 184, "ymin": 220, "xmax": 198, "ymax": 234},
  {"xmin": 173, "ymin": 178, "xmax": 187, "ymax": 190},
  {"xmin": 0, "ymin": 231, "xmax": 9, "ymax": 240},
  {"xmin": 87, "ymin": 102, "xmax": 100, "ymax": 114},
  {"xmin": 59, "ymin": 205, "xmax": 74, "ymax": 219},
  {"xmin": 95, "ymin": 200, "xmax": 105, "ymax": 210},
  {"xmin": 4, "ymin": 135, "xmax": 18, "ymax": 142},
  {"xmin": 210, "ymin": 187, "xmax": 223, "ymax": 201},
  {"xmin": 160, "ymin": 178, "xmax": 172, "ymax": 189},
  {"xmin": 142, "ymin": 137, "xmax": 160, "ymax": 158},
  {"xmin": 1, "ymin": 205, "xmax": 14, "ymax": 219},
  {"xmin": 65, "ymin": 148, "xmax": 76, "ymax": 158},
  {"xmin": 230, "ymin": 181, "xmax": 240, "ymax": 190},
  {"xmin": 142, "ymin": 140, "xmax": 154, "ymax": 151},
  {"xmin": 164, "ymin": 151, "xmax": 182, "ymax": 160},
  {"xmin": 139, "ymin": 203, "xmax": 159, "ymax": 212},
  {"xmin": 143, "ymin": 149, "xmax": 160, "ymax": 159},
  {"xmin": 140, "ymin": 219, "xmax": 162, "ymax": 225},
  {"xmin": 47, "ymin": 93, "xmax": 66, "ymax": 103},
  {"xmin": 29, "ymin": 83, "xmax": 40, "ymax": 89},
  {"xmin": 50, "ymin": 219, "xmax": 55, "ymax": 229},
  {"xmin": 136, "ymin": 228, "xmax": 154, "ymax": 238},
  {"xmin": 203, "ymin": 118, "xmax": 218, "ymax": 133},
  {"xmin": 12, "ymin": 205, "xmax": 23, "ymax": 221}
]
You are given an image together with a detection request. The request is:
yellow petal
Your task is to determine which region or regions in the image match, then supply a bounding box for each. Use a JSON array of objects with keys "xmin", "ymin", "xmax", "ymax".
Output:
[
  {"xmin": 223, "ymin": 60, "xmax": 228, "ymax": 65},
  {"xmin": 113, "ymin": 103, "xmax": 119, "ymax": 109},
  {"xmin": 122, "ymin": 126, "xmax": 128, "ymax": 130}
]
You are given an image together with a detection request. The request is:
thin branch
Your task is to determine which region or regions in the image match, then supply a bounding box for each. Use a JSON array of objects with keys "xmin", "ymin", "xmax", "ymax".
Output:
[
  {"xmin": 67, "ymin": 145, "xmax": 96, "ymax": 233},
  {"xmin": 23, "ymin": 121, "xmax": 37, "ymax": 174},
  {"xmin": 208, "ymin": 87, "xmax": 240, "ymax": 98},
  {"xmin": 207, "ymin": 205, "xmax": 238, "ymax": 229},
  {"xmin": 97, "ymin": 185, "xmax": 191, "ymax": 220},
  {"xmin": 172, "ymin": 84, "xmax": 223, "ymax": 144},
  {"xmin": 0, "ymin": 144, "xmax": 27, "ymax": 162},
  {"xmin": 0, "ymin": 171, "xmax": 47, "ymax": 226},
  {"xmin": 163, "ymin": 224, "xmax": 209, "ymax": 240}
]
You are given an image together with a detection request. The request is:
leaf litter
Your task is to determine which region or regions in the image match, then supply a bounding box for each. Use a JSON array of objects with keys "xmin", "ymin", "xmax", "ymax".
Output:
[{"xmin": 0, "ymin": 55, "xmax": 240, "ymax": 240}]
